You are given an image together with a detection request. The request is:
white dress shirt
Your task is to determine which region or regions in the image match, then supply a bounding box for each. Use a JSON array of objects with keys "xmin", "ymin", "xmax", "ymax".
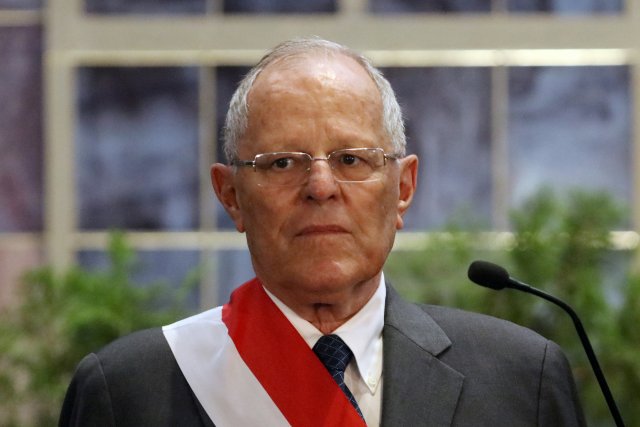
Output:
[{"xmin": 264, "ymin": 274, "xmax": 386, "ymax": 426}]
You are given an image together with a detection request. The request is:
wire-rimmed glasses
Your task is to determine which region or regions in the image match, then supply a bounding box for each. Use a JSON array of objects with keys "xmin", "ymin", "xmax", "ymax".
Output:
[{"xmin": 231, "ymin": 147, "xmax": 400, "ymax": 187}]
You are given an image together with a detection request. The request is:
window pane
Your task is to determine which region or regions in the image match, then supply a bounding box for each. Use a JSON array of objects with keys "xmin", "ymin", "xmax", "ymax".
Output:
[
  {"xmin": 0, "ymin": 26, "xmax": 43, "ymax": 232},
  {"xmin": 223, "ymin": 0, "xmax": 336, "ymax": 13},
  {"xmin": 0, "ymin": 0, "xmax": 42, "ymax": 9},
  {"xmin": 78, "ymin": 249, "xmax": 201, "ymax": 310},
  {"xmin": 508, "ymin": 0, "xmax": 623, "ymax": 13},
  {"xmin": 384, "ymin": 67, "xmax": 493, "ymax": 230},
  {"xmin": 76, "ymin": 67, "xmax": 200, "ymax": 231},
  {"xmin": 85, "ymin": 0, "xmax": 205, "ymax": 14},
  {"xmin": 508, "ymin": 66, "xmax": 631, "ymax": 225},
  {"xmin": 370, "ymin": 0, "xmax": 490, "ymax": 13}
]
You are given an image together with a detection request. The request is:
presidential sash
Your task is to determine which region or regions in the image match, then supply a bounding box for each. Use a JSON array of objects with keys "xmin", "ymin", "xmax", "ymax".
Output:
[{"xmin": 163, "ymin": 278, "xmax": 366, "ymax": 427}]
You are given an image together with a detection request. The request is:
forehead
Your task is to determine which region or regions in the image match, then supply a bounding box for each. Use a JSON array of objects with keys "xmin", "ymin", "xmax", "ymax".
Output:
[
  {"xmin": 241, "ymin": 53, "xmax": 384, "ymax": 151},
  {"xmin": 252, "ymin": 52, "xmax": 379, "ymax": 100}
]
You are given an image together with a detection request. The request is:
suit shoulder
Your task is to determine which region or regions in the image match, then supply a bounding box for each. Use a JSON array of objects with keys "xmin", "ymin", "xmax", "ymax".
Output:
[
  {"xmin": 63, "ymin": 330, "xmax": 210, "ymax": 425},
  {"xmin": 419, "ymin": 304, "xmax": 549, "ymax": 350},
  {"xmin": 97, "ymin": 327, "xmax": 167, "ymax": 357},
  {"xmin": 93, "ymin": 327, "xmax": 178, "ymax": 377}
]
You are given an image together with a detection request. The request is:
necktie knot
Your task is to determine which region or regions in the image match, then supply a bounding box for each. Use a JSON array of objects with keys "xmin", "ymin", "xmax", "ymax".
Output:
[{"xmin": 313, "ymin": 334, "xmax": 353, "ymax": 376}]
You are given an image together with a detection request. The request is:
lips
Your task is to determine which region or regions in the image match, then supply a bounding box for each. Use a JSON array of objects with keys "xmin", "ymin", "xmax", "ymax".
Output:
[{"xmin": 296, "ymin": 224, "xmax": 348, "ymax": 236}]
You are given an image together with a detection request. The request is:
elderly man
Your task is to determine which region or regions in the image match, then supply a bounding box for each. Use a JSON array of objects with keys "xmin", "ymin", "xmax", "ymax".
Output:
[{"xmin": 60, "ymin": 38, "xmax": 585, "ymax": 426}]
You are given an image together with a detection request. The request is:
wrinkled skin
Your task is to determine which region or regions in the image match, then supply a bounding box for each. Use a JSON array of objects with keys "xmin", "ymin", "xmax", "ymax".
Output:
[{"xmin": 212, "ymin": 53, "xmax": 418, "ymax": 333}]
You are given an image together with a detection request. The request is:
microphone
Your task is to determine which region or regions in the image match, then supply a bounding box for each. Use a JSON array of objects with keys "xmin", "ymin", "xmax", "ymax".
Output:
[{"xmin": 467, "ymin": 260, "xmax": 625, "ymax": 427}]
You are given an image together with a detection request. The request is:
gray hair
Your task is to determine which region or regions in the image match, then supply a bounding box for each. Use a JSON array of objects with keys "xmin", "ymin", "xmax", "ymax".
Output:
[{"xmin": 222, "ymin": 37, "xmax": 406, "ymax": 162}]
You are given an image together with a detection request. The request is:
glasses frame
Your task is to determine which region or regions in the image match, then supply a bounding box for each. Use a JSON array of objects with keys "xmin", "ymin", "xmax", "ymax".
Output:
[{"xmin": 231, "ymin": 147, "xmax": 401, "ymax": 186}]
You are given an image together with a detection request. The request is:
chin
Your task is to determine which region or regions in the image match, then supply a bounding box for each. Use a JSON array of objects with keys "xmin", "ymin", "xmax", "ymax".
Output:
[
  {"xmin": 293, "ymin": 262, "xmax": 374, "ymax": 294},
  {"xmin": 258, "ymin": 253, "xmax": 381, "ymax": 295},
  {"xmin": 298, "ymin": 272, "xmax": 350, "ymax": 292}
]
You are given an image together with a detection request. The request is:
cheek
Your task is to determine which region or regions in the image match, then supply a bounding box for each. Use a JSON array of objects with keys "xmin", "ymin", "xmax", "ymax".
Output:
[
  {"xmin": 350, "ymin": 181, "xmax": 399, "ymax": 237},
  {"xmin": 237, "ymin": 189, "xmax": 292, "ymax": 239}
]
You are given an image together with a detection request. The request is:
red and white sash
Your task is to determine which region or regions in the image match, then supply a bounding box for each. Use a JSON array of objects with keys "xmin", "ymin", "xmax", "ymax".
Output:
[{"xmin": 163, "ymin": 278, "xmax": 366, "ymax": 427}]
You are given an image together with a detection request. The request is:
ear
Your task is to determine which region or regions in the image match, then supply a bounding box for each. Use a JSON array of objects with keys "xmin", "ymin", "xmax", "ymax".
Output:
[
  {"xmin": 211, "ymin": 163, "xmax": 245, "ymax": 232},
  {"xmin": 395, "ymin": 154, "xmax": 418, "ymax": 230}
]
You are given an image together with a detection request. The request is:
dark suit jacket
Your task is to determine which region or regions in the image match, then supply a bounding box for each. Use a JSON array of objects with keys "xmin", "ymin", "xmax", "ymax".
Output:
[{"xmin": 59, "ymin": 285, "xmax": 585, "ymax": 426}]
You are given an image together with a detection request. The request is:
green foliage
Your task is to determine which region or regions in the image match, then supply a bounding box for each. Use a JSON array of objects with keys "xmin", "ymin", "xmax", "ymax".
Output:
[
  {"xmin": 386, "ymin": 188, "xmax": 640, "ymax": 427},
  {"xmin": 0, "ymin": 232, "xmax": 196, "ymax": 427}
]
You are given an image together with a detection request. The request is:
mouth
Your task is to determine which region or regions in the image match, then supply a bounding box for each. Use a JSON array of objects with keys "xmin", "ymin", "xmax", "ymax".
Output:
[{"xmin": 296, "ymin": 224, "xmax": 348, "ymax": 236}]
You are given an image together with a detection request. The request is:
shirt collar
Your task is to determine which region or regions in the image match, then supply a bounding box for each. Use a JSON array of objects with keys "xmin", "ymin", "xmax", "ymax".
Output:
[{"xmin": 264, "ymin": 274, "xmax": 386, "ymax": 393}]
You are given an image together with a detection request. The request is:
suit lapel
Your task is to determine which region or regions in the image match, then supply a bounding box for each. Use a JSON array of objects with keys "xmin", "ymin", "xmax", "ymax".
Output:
[{"xmin": 381, "ymin": 285, "xmax": 464, "ymax": 427}]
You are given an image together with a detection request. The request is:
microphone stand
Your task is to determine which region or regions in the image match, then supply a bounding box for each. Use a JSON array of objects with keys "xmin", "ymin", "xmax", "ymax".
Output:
[{"xmin": 504, "ymin": 277, "xmax": 625, "ymax": 427}]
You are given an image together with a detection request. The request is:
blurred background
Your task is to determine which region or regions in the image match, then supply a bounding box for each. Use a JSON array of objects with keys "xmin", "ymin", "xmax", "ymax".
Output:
[{"xmin": 1, "ymin": 0, "xmax": 639, "ymax": 425}]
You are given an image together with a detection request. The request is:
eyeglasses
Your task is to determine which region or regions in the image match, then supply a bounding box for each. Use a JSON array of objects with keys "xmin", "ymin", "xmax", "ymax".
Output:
[{"xmin": 231, "ymin": 147, "xmax": 400, "ymax": 187}]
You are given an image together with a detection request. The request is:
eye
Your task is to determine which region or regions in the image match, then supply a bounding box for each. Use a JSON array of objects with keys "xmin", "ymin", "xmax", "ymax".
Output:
[
  {"xmin": 271, "ymin": 156, "xmax": 296, "ymax": 170},
  {"xmin": 338, "ymin": 153, "xmax": 361, "ymax": 166}
]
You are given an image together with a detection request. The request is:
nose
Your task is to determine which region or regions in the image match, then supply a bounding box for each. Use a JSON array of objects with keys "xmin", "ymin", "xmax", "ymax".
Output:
[{"xmin": 303, "ymin": 158, "xmax": 339, "ymax": 201}]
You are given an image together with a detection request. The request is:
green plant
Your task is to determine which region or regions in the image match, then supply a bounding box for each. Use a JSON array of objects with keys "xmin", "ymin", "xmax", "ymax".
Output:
[
  {"xmin": 0, "ymin": 232, "xmax": 196, "ymax": 427},
  {"xmin": 386, "ymin": 188, "xmax": 639, "ymax": 427}
]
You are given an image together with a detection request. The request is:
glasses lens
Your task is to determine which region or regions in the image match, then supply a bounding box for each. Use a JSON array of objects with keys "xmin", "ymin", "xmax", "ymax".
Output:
[
  {"xmin": 329, "ymin": 148, "xmax": 385, "ymax": 182},
  {"xmin": 254, "ymin": 152, "xmax": 310, "ymax": 186}
]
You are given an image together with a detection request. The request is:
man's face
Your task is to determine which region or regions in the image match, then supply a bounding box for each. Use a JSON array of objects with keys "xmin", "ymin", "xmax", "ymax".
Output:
[{"xmin": 213, "ymin": 54, "xmax": 417, "ymax": 307}]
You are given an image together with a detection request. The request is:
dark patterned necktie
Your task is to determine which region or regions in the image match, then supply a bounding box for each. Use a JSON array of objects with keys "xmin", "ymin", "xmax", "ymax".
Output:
[{"xmin": 312, "ymin": 334, "xmax": 364, "ymax": 420}]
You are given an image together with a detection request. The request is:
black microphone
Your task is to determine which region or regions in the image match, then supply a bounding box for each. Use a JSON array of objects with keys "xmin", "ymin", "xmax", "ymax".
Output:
[{"xmin": 467, "ymin": 260, "xmax": 626, "ymax": 427}]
